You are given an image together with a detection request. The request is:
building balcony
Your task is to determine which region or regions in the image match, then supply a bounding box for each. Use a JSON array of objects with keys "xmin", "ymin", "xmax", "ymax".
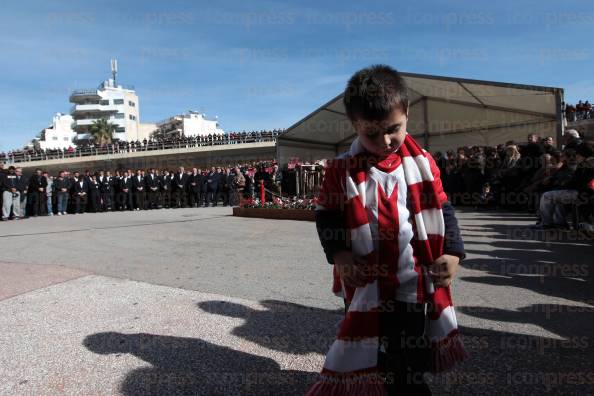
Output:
[
  {"xmin": 71, "ymin": 104, "xmax": 120, "ymax": 114},
  {"xmin": 69, "ymin": 89, "xmax": 101, "ymax": 102}
]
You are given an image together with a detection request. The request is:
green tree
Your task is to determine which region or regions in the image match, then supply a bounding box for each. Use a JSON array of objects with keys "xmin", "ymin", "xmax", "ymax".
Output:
[{"xmin": 89, "ymin": 118, "xmax": 116, "ymax": 145}]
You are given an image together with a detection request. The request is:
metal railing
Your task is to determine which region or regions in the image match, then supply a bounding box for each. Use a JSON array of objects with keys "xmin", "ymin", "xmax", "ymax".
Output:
[{"xmin": 2, "ymin": 134, "xmax": 280, "ymax": 165}]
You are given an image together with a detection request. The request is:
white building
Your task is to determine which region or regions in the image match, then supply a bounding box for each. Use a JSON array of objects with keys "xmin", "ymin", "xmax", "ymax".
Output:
[
  {"xmin": 69, "ymin": 78, "xmax": 141, "ymax": 142},
  {"xmin": 35, "ymin": 113, "xmax": 76, "ymax": 150},
  {"xmin": 154, "ymin": 111, "xmax": 224, "ymax": 138}
]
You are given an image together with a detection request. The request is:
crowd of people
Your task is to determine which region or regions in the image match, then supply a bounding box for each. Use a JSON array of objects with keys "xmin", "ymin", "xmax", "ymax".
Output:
[
  {"xmin": 0, "ymin": 160, "xmax": 285, "ymax": 221},
  {"xmin": 565, "ymin": 100, "xmax": 593, "ymax": 121},
  {"xmin": 433, "ymin": 131, "xmax": 594, "ymax": 229},
  {"xmin": 1, "ymin": 129, "xmax": 284, "ymax": 164}
]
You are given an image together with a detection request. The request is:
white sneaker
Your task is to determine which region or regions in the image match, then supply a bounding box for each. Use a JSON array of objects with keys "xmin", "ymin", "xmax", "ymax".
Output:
[{"xmin": 57, "ymin": 213, "xmax": 62, "ymax": 216}]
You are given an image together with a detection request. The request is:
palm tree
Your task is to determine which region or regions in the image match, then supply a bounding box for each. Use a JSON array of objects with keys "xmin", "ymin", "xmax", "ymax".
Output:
[{"xmin": 89, "ymin": 118, "xmax": 116, "ymax": 145}]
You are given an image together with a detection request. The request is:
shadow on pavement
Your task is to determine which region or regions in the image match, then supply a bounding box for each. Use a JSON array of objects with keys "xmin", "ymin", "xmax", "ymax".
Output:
[
  {"xmin": 197, "ymin": 299, "xmax": 342, "ymax": 355},
  {"xmin": 83, "ymin": 331, "xmax": 317, "ymax": 396}
]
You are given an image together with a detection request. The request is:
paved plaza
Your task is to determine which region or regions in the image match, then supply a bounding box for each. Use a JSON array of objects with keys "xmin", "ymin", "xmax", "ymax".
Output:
[{"xmin": 0, "ymin": 207, "xmax": 592, "ymax": 395}]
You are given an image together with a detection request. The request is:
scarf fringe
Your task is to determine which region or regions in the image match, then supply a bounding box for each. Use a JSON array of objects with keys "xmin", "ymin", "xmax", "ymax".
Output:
[
  {"xmin": 305, "ymin": 373, "xmax": 387, "ymax": 396},
  {"xmin": 430, "ymin": 332, "xmax": 468, "ymax": 373}
]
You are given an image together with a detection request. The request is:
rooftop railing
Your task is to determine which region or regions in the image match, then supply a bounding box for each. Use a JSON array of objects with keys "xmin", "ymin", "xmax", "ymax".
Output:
[{"xmin": 2, "ymin": 132, "xmax": 281, "ymax": 164}]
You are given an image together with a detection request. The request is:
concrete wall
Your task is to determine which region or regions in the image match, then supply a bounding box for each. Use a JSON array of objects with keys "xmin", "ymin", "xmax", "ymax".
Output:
[{"xmin": 17, "ymin": 142, "xmax": 276, "ymax": 175}]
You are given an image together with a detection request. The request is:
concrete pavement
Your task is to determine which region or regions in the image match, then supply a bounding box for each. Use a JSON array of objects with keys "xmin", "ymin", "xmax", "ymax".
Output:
[{"xmin": 0, "ymin": 207, "xmax": 592, "ymax": 395}]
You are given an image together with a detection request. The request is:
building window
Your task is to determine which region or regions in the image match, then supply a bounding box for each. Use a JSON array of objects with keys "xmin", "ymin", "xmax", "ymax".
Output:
[
  {"xmin": 52, "ymin": 136, "xmax": 58, "ymax": 141},
  {"xmin": 114, "ymin": 113, "xmax": 125, "ymax": 119},
  {"xmin": 114, "ymin": 99, "xmax": 124, "ymax": 105},
  {"xmin": 63, "ymin": 137, "xmax": 69, "ymax": 141},
  {"xmin": 128, "ymin": 101, "xmax": 135, "ymax": 107},
  {"xmin": 116, "ymin": 127, "xmax": 125, "ymax": 133},
  {"xmin": 100, "ymin": 100, "xmax": 110, "ymax": 105},
  {"xmin": 129, "ymin": 114, "xmax": 136, "ymax": 120}
]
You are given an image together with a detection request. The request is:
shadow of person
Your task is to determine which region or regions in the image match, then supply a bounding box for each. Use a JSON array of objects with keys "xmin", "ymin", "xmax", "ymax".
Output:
[
  {"xmin": 197, "ymin": 299, "xmax": 342, "ymax": 355},
  {"xmin": 458, "ymin": 304, "xmax": 594, "ymax": 340},
  {"xmin": 434, "ymin": 324, "xmax": 593, "ymax": 395},
  {"xmin": 84, "ymin": 332, "xmax": 317, "ymax": 396}
]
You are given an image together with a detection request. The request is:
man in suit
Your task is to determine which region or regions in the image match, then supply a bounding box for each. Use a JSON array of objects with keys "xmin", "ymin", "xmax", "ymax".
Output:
[
  {"xmin": 205, "ymin": 166, "xmax": 220, "ymax": 207},
  {"xmin": 15, "ymin": 168, "xmax": 29, "ymax": 218},
  {"xmin": 132, "ymin": 169, "xmax": 145, "ymax": 211},
  {"xmin": 88, "ymin": 174, "xmax": 100, "ymax": 213},
  {"xmin": 159, "ymin": 169, "xmax": 172, "ymax": 208},
  {"xmin": 145, "ymin": 168, "xmax": 160, "ymax": 209},
  {"xmin": 189, "ymin": 167, "xmax": 203, "ymax": 207},
  {"xmin": 0, "ymin": 163, "xmax": 5, "ymax": 214},
  {"xmin": 118, "ymin": 171, "xmax": 134, "ymax": 211},
  {"xmin": 73, "ymin": 175, "xmax": 88, "ymax": 214},
  {"xmin": 173, "ymin": 166, "xmax": 189, "ymax": 208},
  {"xmin": 107, "ymin": 171, "xmax": 116, "ymax": 211},
  {"xmin": 98, "ymin": 170, "xmax": 111, "ymax": 212},
  {"xmin": 28, "ymin": 168, "xmax": 48, "ymax": 216}
]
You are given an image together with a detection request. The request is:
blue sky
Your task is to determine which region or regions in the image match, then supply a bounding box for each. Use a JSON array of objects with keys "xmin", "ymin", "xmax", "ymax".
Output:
[{"xmin": 1, "ymin": 0, "xmax": 593, "ymax": 151}]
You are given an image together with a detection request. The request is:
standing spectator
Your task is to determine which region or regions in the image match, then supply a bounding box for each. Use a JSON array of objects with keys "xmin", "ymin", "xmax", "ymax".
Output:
[
  {"xmin": 146, "ymin": 168, "xmax": 160, "ymax": 209},
  {"xmin": 133, "ymin": 169, "xmax": 145, "ymax": 211},
  {"xmin": 160, "ymin": 169, "xmax": 172, "ymax": 208},
  {"xmin": 28, "ymin": 168, "xmax": 47, "ymax": 217},
  {"xmin": 73, "ymin": 175, "xmax": 88, "ymax": 214},
  {"xmin": 271, "ymin": 164, "xmax": 283, "ymax": 196},
  {"xmin": 118, "ymin": 171, "xmax": 133, "ymax": 211},
  {"xmin": 0, "ymin": 162, "xmax": 5, "ymax": 213},
  {"xmin": 107, "ymin": 171, "xmax": 116, "ymax": 210},
  {"xmin": 223, "ymin": 167, "xmax": 234, "ymax": 206},
  {"xmin": 88, "ymin": 175, "xmax": 101, "ymax": 213},
  {"xmin": 1, "ymin": 166, "xmax": 19, "ymax": 221},
  {"xmin": 54, "ymin": 171, "xmax": 70, "ymax": 216},
  {"xmin": 205, "ymin": 166, "xmax": 220, "ymax": 207},
  {"xmin": 16, "ymin": 168, "xmax": 28, "ymax": 218},
  {"xmin": 231, "ymin": 166, "xmax": 246, "ymax": 206},
  {"xmin": 98, "ymin": 170, "xmax": 111, "ymax": 212},
  {"xmin": 173, "ymin": 167, "xmax": 189, "ymax": 208},
  {"xmin": 45, "ymin": 172, "xmax": 54, "ymax": 216},
  {"xmin": 189, "ymin": 168, "xmax": 203, "ymax": 208}
]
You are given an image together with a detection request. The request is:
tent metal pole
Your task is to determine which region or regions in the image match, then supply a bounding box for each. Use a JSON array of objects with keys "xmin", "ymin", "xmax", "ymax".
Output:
[
  {"xmin": 555, "ymin": 89, "xmax": 565, "ymax": 149},
  {"xmin": 423, "ymin": 97, "xmax": 430, "ymax": 150}
]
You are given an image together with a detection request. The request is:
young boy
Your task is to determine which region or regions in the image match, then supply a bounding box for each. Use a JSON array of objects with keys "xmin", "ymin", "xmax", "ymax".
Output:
[{"xmin": 309, "ymin": 65, "xmax": 466, "ymax": 396}]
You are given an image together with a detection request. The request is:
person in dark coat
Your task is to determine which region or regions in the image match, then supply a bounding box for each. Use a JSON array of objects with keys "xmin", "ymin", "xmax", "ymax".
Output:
[
  {"xmin": 107, "ymin": 171, "xmax": 116, "ymax": 211},
  {"xmin": 54, "ymin": 170, "xmax": 70, "ymax": 216},
  {"xmin": 159, "ymin": 170, "xmax": 172, "ymax": 208},
  {"xmin": 205, "ymin": 166, "xmax": 220, "ymax": 207},
  {"xmin": 88, "ymin": 175, "xmax": 100, "ymax": 213},
  {"xmin": 118, "ymin": 171, "xmax": 134, "ymax": 211},
  {"xmin": 173, "ymin": 167, "xmax": 189, "ymax": 208},
  {"xmin": 15, "ymin": 167, "xmax": 29, "ymax": 218},
  {"xmin": 145, "ymin": 168, "xmax": 160, "ymax": 209},
  {"xmin": 132, "ymin": 169, "xmax": 145, "ymax": 211},
  {"xmin": 28, "ymin": 168, "xmax": 48, "ymax": 216},
  {"xmin": 73, "ymin": 176, "xmax": 88, "ymax": 214},
  {"xmin": 97, "ymin": 170, "xmax": 111, "ymax": 212},
  {"xmin": 189, "ymin": 168, "xmax": 203, "ymax": 207}
]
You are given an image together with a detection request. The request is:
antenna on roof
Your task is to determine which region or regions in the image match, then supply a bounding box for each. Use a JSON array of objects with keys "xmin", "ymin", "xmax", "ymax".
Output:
[{"xmin": 111, "ymin": 59, "xmax": 118, "ymax": 85}]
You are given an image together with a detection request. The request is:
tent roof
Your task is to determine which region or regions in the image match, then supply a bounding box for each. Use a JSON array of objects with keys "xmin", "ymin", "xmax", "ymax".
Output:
[{"xmin": 279, "ymin": 72, "xmax": 563, "ymax": 149}]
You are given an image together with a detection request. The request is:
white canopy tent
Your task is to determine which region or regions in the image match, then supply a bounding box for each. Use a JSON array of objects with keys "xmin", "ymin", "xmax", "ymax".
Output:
[{"xmin": 277, "ymin": 72, "xmax": 564, "ymax": 165}]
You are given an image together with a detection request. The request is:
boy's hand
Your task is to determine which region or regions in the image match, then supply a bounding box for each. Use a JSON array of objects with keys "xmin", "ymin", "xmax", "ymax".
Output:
[
  {"xmin": 333, "ymin": 250, "xmax": 367, "ymax": 288},
  {"xmin": 430, "ymin": 254, "xmax": 460, "ymax": 288}
]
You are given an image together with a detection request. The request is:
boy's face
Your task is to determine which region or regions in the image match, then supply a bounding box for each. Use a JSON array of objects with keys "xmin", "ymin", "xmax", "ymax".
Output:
[{"xmin": 352, "ymin": 107, "xmax": 408, "ymax": 157}]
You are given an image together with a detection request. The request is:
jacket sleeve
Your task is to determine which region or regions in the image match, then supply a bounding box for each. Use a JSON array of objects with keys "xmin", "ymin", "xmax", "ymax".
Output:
[
  {"xmin": 424, "ymin": 151, "xmax": 465, "ymax": 259},
  {"xmin": 442, "ymin": 201, "xmax": 465, "ymax": 259},
  {"xmin": 315, "ymin": 159, "xmax": 348, "ymax": 264}
]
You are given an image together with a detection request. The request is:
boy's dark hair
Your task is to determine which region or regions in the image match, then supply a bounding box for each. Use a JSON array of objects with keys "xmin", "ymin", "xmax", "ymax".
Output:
[{"xmin": 343, "ymin": 64, "xmax": 409, "ymax": 121}]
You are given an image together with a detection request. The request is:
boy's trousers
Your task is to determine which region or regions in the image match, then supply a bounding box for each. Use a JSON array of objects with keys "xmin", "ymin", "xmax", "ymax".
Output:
[{"xmin": 378, "ymin": 300, "xmax": 432, "ymax": 396}]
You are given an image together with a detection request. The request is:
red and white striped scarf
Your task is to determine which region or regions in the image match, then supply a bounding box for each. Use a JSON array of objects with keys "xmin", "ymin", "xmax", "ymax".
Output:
[{"xmin": 308, "ymin": 134, "xmax": 466, "ymax": 395}]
